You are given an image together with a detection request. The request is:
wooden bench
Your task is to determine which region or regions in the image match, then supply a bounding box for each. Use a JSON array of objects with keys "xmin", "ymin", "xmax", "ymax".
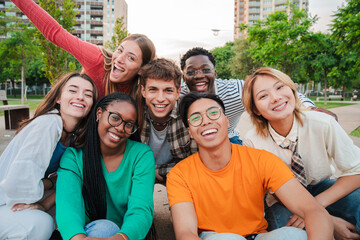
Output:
[{"xmin": 0, "ymin": 90, "xmax": 30, "ymax": 130}]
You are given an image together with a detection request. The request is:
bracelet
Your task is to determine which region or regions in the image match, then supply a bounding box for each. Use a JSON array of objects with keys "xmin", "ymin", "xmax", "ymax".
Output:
[
  {"xmin": 117, "ymin": 232, "xmax": 127, "ymax": 240},
  {"xmin": 47, "ymin": 177, "xmax": 55, "ymax": 190}
]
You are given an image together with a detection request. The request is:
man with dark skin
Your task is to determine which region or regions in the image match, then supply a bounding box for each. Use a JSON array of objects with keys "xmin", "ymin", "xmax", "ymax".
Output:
[{"xmin": 180, "ymin": 47, "xmax": 337, "ymax": 144}]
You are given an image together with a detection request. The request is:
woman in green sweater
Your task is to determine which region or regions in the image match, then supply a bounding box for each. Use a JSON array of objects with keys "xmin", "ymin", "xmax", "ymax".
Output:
[{"xmin": 56, "ymin": 92, "xmax": 155, "ymax": 240}]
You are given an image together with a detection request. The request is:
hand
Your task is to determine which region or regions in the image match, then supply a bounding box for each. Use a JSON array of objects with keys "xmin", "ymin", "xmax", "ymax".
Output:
[
  {"xmin": 286, "ymin": 214, "xmax": 305, "ymax": 229},
  {"xmin": 310, "ymin": 106, "xmax": 338, "ymax": 121},
  {"xmin": 332, "ymin": 216, "xmax": 360, "ymax": 240},
  {"xmin": 11, "ymin": 202, "xmax": 46, "ymax": 212},
  {"xmin": 155, "ymin": 173, "xmax": 164, "ymax": 184}
]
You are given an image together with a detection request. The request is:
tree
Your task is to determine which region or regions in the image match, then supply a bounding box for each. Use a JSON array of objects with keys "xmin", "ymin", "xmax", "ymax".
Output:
[
  {"xmin": 240, "ymin": 4, "xmax": 317, "ymax": 80},
  {"xmin": 0, "ymin": 20, "xmax": 38, "ymax": 99},
  {"xmin": 34, "ymin": 0, "xmax": 79, "ymax": 84},
  {"xmin": 104, "ymin": 17, "xmax": 129, "ymax": 52},
  {"xmin": 331, "ymin": 0, "xmax": 360, "ymax": 67},
  {"xmin": 229, "ymin": 38, "xmax": 262, "ymax": 80},
  {"xmin": 211, "ymin": 42, "xmax": 237, "ymax": 80}
]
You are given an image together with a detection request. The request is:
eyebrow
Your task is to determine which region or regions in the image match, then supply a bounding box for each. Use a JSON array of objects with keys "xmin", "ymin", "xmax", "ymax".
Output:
[
  {"xmin": 120, "ymin": 45, "xmax": 138, "ymax": 58},
  {"xmin": 255, "ymin": 80, "xmax": 281, "ymax": 97},
  {"xmin": 68, "ymin": 84, "xmax": 94, "ymax": 93}
]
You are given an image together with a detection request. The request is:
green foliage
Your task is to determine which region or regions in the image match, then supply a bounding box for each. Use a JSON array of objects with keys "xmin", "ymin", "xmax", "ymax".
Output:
[
  {"xmin": 104, "ymin": 17, "xmax": 129, "ymax": 52},
  {"xmin": 230, "ymin": 38, "xmax": 262, "ymax": 79},
  {"xmin": 331, "ymin": 0, "xmax": 360, "ymax": 67},
  {"xmin": 26, "ymin": 56, "xmax": 48, "ymax": 86},
  {"xmin": 245, "ymin": 4, "xmax": 317, "ymax": 80},
  {"xmin": 35, "ymin": 0, "xmax": 78, "ymax": 85},
  {"xmin": 211, "ymin": 42, "xmax": 236, "ymax": 79},
  {"xmin": 0, "ymin": 18, "xmax": 39, "ymax": 97}
]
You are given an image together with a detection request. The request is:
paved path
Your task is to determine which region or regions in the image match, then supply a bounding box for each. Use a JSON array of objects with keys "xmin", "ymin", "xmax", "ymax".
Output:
[{"xmin": 0, "ymin": 103, "xmax": 359, "ymax": 240}]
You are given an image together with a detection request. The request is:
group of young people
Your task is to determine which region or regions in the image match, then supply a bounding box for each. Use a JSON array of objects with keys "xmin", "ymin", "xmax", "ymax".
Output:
[{"xmin": 0, "ymin": 0, "xmax": 359, "ymax": 240}]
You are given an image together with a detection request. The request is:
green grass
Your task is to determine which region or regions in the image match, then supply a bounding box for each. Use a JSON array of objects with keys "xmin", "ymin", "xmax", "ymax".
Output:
[
  {"xmin": 313, "ymin": 102, "xmax": 356, "ymax": 109},
  {"xmin": 7, "ymin": 100, "xmax": 42, "ymax": 111},
  {"xmin": 350, "ymin": 126, "xmax": 360, "ymax": 138},
  {"xmin": 0, "ymin": 100, "xmax": 42, "ymax": 116}
]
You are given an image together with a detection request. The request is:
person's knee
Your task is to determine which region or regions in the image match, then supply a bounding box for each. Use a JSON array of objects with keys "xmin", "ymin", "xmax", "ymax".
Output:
[
  {"xmin": 257, "ymin": 227, "xmax": 307, "ymax": 240},
  {"xmin": 201, "ymin": 232, "xmax": 245, "ymax": 240},
  {"xmin": 85, "ymin": 219, "xmax": 120, "ymax": 238},
  {"xmin": 17, "ymin": 210, "xmax": 54, "ymax": 240}
]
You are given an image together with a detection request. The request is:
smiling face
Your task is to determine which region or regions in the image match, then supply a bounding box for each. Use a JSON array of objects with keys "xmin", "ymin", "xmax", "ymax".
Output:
[
  {"xmin": 97, "ymin": 100, "xmax": 137, "ymax": 153},
  {"xmin": 110, "ymin": 40, "xmax": 143, "ymax": 84},
  {"xmin": 252, "ymin": 75, "xmax": 296, "ymax": 129},
  {"xmin": 187, "ymin": 98, "xmax": 229, "ymax": 149},
  {"xmin": 141, "ymin": 78, "xmax": 180, "ymax": 122},
  {"xmin": 56, "ymin": 76, "xmax": 94, "ymax": 121},
  {"xmin": 183, "ymin": 55, "xmax": 216, "ymax": 93}
]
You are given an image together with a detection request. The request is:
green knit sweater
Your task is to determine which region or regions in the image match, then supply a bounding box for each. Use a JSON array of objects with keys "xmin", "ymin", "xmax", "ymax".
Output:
[{"xmin": 56, "ymin": 139, "xmax": 155, "ymax": 240}]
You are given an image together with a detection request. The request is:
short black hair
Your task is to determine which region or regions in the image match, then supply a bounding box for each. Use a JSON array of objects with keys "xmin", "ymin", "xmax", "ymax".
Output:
[
  {"xmin": 180, "ymin": 47, "xmax": 216, "ymax": 70},
  {"xmin": 179, "ymin": 92, "xmax": 226, "ymax": 128}
]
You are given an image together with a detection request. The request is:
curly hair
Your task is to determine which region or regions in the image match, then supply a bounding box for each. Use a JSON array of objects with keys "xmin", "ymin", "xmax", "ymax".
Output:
[{"xmin": 180, "ymin": 47, "xmax": 216, "ymax": 70}]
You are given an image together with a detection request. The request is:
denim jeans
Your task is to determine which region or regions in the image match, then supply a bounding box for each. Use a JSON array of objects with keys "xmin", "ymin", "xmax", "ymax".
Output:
[
  {"xmin": 84, "ymin": 219, "xmax": 120, "ymax": 238},
  {"xmin": 199, "ymin": 227, "xmax": 307, "ymax": 240},
  {"xmin": 230, "ymin": 136, "xmax": 243, "ymax": 145},
  {"xmin": 265, "ymin": 179, "xmax": 360, "ymax": 233}
]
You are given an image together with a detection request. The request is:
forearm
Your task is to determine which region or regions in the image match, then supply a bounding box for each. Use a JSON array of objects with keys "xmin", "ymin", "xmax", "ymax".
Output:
[
  {"xmin": 71, "ymin": 234, "xmax": 87, "ymax": 240},
  {"xmin": 39, "ymin": 191, "xmax": 56, "ymax": 211},
  {"xmin": 303, "ymin": 208, "xmax": 333, "ymax": 240},
  {"xmin": 315, "ymin": 175, "xmax": 360, "ymax": 208},
  {"xmin": 176, "ymin": 232, "xmax": 201, "ymax": 240}
]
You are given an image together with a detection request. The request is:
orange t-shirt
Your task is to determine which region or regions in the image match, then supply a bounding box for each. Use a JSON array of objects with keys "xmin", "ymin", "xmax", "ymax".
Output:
[{"xmin": 167, "ymin": 144, "xmax": 294, "ymax": 236}]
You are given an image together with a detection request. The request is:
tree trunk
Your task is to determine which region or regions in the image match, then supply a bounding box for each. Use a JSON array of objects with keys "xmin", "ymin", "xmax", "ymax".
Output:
[{"xmin": 324, "ymin": 69, "xmax": 328, "ymax": 105}]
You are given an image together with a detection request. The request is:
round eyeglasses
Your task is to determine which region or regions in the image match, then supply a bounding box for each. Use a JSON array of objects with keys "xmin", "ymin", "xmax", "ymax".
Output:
[
  {"xmin": 105, "ymin": 110, "xmax": 138, "ymax": 134},
  {"xmin": 187, "ymin": 106, "xmax": 222, "ymax": 127},
  {"xmin": 185, "ymin": 68, "xmax": 213, "ymax": 77}
]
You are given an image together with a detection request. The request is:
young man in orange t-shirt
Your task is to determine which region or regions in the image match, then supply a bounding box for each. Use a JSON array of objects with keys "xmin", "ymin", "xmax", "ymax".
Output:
[{"xmin": 166, "ymin": 92, "xmax": 333, "ymax": 240}]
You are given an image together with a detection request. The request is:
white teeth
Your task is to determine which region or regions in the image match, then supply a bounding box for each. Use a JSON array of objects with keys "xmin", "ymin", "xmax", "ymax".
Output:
[
  {"xmin": 195, "ymin": 82, "xmax": 206, "ymax": 86},
  {"xmin": 201, "ymin": 129, "xmax": 217, "ymax": 136},
  {"xmin": 109, "ymin": 132, "xmax": 119, "ymax": 140},
  {"xmin": 114, "ymin": 64, "xmax": 124, "ymax": 71},
  {"xmin": 154, "ymin": 104, "xmax": 166, "ymax": 108},
  {"xmin": 273, "ymin": 102, "xmax": 286, "ymax": 111},
  {"xmin": 72, "ymin": 103, "xmax": 84, "ymax": 108}
]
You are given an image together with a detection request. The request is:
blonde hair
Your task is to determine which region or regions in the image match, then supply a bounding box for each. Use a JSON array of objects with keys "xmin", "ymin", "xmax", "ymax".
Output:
[
  {"xmin": 100, "ymin": 34, "xmax": 156, "ymax": 97},
  {"xmin": 243, "ymin": 67, "xmax": 303, "ymax": 137}
]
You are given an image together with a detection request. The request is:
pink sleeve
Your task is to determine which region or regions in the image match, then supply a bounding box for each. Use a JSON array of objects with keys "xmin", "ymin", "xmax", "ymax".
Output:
[{"xmin": 11, "ymin": 0, "xmax": 106, "ymax": 94}]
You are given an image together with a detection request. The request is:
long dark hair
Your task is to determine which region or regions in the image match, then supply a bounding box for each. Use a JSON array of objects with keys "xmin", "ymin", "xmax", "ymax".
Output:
[
  {"xmin": 82, "ymin": 92, "xmax": 137, "ymax": 221},
  {"xmin": 17, "ymin": 72, "xmax": 98, "ymax": 148}
]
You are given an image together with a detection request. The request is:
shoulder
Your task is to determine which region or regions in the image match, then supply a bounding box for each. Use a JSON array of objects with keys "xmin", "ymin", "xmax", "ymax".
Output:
[
  {"xmin": 169, "ymin": 153, "xmax": 197, "ymax": 175},
  {"xmin": 215, "ymin": 78, "xmax": 244, "ymax": 88},
  {"xmin": 301, "ymin": 110, "xmax": 334, "ymax": 127},
  {"xmin": 127, "ymin": 139, "xmax": 153, "ymax": 153},
  {"xmin": 59, "ymin": 147, "xmax": 84, "ymax": 172}
]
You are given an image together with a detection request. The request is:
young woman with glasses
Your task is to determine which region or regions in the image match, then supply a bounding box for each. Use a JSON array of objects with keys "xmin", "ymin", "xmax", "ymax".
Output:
[
  {"xmin": 56, "ymin": 92, "xmax": 155, "ymax": 240},
  {"xmin": 0, "ymin": 72, "xmax": 98, "ymax": 240}
]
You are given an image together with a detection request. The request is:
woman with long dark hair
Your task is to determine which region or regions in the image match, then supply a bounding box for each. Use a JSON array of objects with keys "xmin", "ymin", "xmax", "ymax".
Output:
[
  {"xmin": 11, "ymin": 0, "xmax": 156, "ymax": 98},
  {"xmin": 56, "ymin": 92, "xmax": 155, "ymax": 240},
  {"xmin": 0, "ymin": 72, "xmax": 98, "ymax": 240}
]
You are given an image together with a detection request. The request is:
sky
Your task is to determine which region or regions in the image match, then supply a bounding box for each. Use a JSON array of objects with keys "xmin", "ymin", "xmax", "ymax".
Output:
[{"xmin": 126, "ymin": 0, "xmax": 346, "ymax": 63}]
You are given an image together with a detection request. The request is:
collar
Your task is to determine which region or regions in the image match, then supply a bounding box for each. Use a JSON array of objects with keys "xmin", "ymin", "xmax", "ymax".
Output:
[{"xmin": 269, "ymin": 118, "xmax": 298, "ymax": 147}]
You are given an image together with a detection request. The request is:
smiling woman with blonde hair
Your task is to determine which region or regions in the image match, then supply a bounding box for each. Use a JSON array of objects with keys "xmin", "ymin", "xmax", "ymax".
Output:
[{"xmin": 242, "ymin": 67, "xmax": 360, "ymax": 239}]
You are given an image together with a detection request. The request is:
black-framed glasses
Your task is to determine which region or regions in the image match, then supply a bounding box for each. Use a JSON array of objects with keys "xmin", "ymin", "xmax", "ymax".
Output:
[
  {"xmin": 185, "ymin": 68, "xmax": 213, "ymax": 77},
  {"xmin": 188, "ymin": 106, "xmax": 222, "ymax": 127},
  {"xmin": 105, "ymin": 110, "xmax": 138, "ymax": 134}
]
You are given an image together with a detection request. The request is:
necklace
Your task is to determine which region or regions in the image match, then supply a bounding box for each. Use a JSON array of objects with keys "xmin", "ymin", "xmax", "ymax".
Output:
[{"xmin": 148, "ymin": 113, "xmax": 168, "ymax": 127}]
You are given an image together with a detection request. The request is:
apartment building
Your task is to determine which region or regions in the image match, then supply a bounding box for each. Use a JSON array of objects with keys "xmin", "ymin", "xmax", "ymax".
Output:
[
  {"xmin": 0, "ymin": 0, "xmax": 128, "ymax": 46},
  {"xmin": 234, "ymin": 0, "xmax": 308, "ymax": 39}
]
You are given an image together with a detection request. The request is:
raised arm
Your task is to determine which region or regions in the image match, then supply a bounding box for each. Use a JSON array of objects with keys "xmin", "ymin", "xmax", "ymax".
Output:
[
  {"xmin": 10, "ymin": 0, "xmax": 102, "ymax": 72},
  {"xmin": 171, "ymin": 202, "xmax": 201, "ymax": 240},
  {"xmin": 275, "ymin": 178, "xmax": 334, "ymax": 240}
]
